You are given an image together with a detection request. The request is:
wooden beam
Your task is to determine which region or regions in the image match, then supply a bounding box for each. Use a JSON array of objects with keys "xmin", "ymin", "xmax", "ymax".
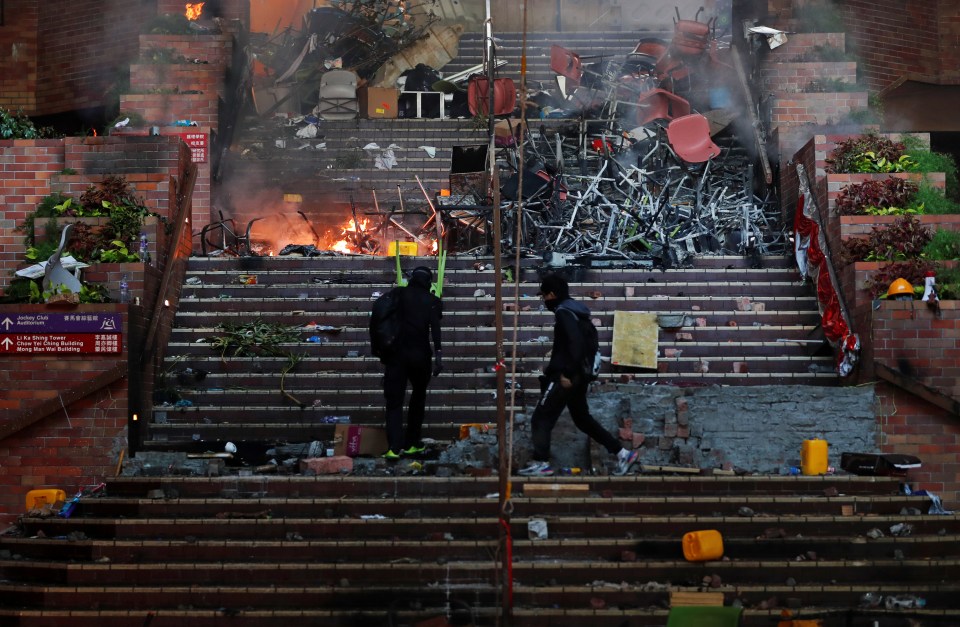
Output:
[
  {"xmin": 670, "ymin": 591, "xmax": 724, "ymax": 607},
  {"xmin": 875, "ymin": 362, "xmax": 960, "ymax": 417},
  {"xmin": 640, "ymin": 465, "xmax": 701, "ymax": 475}
]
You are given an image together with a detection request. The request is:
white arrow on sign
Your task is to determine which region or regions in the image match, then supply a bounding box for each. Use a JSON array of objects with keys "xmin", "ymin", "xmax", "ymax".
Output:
[
  {"xmin": 1, "ymin": 317, "xmax": 12, "ymax": 330},
  {"xmin": 1, "ymin": 337, "xmax": 12, "ymax": 350}
]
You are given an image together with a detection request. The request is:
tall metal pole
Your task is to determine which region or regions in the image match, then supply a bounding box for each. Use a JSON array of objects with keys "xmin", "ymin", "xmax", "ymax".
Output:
[{"xmin": 486, "ymin": 2, "xmax": 510, "ymax": 624}]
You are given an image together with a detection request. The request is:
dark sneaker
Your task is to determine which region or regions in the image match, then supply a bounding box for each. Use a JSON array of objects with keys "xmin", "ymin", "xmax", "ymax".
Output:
[
  {"xmin": 402, "ymin": 445, "xmax": 426, "ymax": 456},
  {"xmin": 382, "ymin": 450, "xmax": 401, "ymax": 461},
  {"xmin": 614, "ymin": 450, "xmax": 640, "ymax": 476},
  {"xmin": 518, "ymin": 461, "xmax": 554, "ymax": 476}
]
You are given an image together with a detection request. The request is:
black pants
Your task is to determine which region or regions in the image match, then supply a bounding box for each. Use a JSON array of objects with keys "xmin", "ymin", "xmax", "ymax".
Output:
[
  {"xmin": 530, "ymin": 375, "xmax": 619, "ymax": 462},
  {"xmin": 383, "ymin": 355, "xmax": 432, "ymax": 452}
]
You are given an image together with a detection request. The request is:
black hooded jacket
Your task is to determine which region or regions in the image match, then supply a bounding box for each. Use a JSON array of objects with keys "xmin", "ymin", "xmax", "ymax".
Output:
[
  {"xmin": 545, "ymin": 297, "xmax": 590, "ymax": 380},
  {"xmin": 393, "ymin": 279, "xmax": 442, "ymax": 360}
]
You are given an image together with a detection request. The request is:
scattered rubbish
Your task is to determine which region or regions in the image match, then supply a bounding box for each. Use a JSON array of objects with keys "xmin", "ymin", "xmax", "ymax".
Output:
[
  {"xmin": 889, "ymin": 522, "xmax": 913, "ymax": 537},
  {"xmin": 885, "ymin": 595, "xmax": 926, "ymax": 610},
  {"xmin": 840, "ymin": 452, "xmax": 922, "ymax": 477},
  {"xmin": 528, "ymin": 518, "xmax": 549, "ymax": 540}
]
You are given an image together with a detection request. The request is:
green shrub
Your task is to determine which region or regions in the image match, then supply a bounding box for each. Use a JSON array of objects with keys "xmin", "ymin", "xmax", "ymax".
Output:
[
  {"xmin": 834, "ymin": 177, "xmax": 917, "ymax": 216},
  {"xmin": 144, "ymin": 13, "xmax": 193, "ymax": 35},
  {"xmin": 905, "ymin": 148, "xmax": 959, "ymax": 201},
  {"xmin": 923, "ymin": 229, "xmax": 960, "ymax": 261},
  {"xmin": 909, "ymin": 183, "xmax": 960, "ymax": 215},
  {"xmin": 936, "ymin": 265, "xmax": 960, "ymax": 300},
  {"xmin": 842, "ymin": 215, "xmax": 932, "ymax": 263},
  {"xmin": 793, "ymin": 1, "xmax": 844, "ymax": 33},
  {"xmin": 826, "ymin": 133, "xmax": 906, "ymax": 174},
  {"xmin": 0, "ymin": 107, "xmax": 55, "ymax": 139}
]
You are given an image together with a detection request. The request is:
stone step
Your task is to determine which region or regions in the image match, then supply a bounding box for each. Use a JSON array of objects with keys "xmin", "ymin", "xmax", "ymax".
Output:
[
  {"xmin": 6, "ymin": 532, "xmax": 952, "ymax": 564},
  {"xmin": 71, "ymin": 494, "xmax": 921, "ymax": 519}
]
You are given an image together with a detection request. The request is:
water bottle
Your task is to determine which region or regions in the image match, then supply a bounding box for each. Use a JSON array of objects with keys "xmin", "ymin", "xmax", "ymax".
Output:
[
  {"xmin": 782, "ymin": 465, "xmax": 800, "ymax": 476},
  {"xmin": 119, "ymin": 273, "xmax": 129, "ymax": 303},
  {"xmin": 139, "ymin": 232, "xmax": 149, "ymax": 263}
]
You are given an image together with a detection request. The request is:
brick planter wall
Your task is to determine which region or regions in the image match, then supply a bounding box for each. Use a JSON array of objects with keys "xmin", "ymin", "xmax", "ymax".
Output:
[
  {"xmin": 0, "ymin": 137, "xmax": 187, "ymax": 295},
  {"xmin": 770, "ymin": 92, "xmax": 869, "ymax": 127},
  {"xmin": 130, "ymin": 64, "xmax": 227, "ymax": 99},
  {"xmin": 0, "ymin": 303, "xmax": 133, "ymax": 528},
  {"xmin": 873, "ymin": 301, "xmax": 960, "ymax": 500},
  {"xmin": 761, "ymin": 61, "xmax": 858, "ymax": 94}
]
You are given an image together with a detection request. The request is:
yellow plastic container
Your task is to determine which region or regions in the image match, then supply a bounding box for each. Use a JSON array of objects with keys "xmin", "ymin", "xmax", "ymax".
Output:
[
  {"xmin": 388, "ymin": 241, "xmax": 418, "ymax": 256},
  {"xmin": 25, "ymin": 488, "xmax": 65, "ymax": 511},
  {"xmin": 682, "ymin": 529, "xmax": 724, "ymax": 561},
  {"xmin": 801, "ymin": 439, "xmax": 829, "ymax": 475}
]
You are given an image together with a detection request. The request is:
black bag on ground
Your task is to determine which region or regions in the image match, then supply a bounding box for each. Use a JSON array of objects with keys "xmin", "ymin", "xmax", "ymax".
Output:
[{"xmin": 370, "ymin": 287, "xmax": 403, "ymax": 359}]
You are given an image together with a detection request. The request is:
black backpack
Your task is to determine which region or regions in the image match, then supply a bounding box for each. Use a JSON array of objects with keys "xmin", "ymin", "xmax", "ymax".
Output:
[
  {"xmin": 369, "ymin": 287, "xmax": 403, "ymax": 359},
  {"xmin": 560, "ymin": 305, "xmax": 602, "ymax": 382}
]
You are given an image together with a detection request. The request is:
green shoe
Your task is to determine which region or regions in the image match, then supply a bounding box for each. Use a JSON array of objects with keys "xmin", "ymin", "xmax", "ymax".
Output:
[
  {"xmin": 402, "ymin": 445, "xmax": 426, "ymax": 456},
  {"xmin": 382, "ymin": 450, "xmax": 401, "ymax": 460}
]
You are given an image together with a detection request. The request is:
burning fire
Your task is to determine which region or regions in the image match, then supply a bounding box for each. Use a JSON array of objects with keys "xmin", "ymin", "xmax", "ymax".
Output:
[
  {"xmin": 185, "ymin": 3, "xmax": 204, "ymax": 20},
  {"xmin": 329, "ymin": 217, "xmax": 375, "ymax": 254}
]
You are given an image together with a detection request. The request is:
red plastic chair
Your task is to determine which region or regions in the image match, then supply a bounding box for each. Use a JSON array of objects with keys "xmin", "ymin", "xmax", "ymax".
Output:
[
  {"xmin": 635, "ymin": 88, "xmax": 691, "ymax": 126},
  {"xmin": 468, "ymin": 76, "xmax": 517, "ymax": 116},
  {"xmin": 550, "ymin": 45, "xmax": 583, "ymax": 89},
  {"xmin": 666, "ymin": 114, "xmax": 721, "ymax": 163}
]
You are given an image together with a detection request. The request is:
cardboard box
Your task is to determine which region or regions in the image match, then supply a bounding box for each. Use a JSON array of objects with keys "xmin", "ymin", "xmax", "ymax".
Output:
[
  {"xmin": 359, "ymin": 87, "xmax": 398, "ymax": 119},
  {"xmin": 333, "ymin": 424, "xmax": 389, "ymax": 457}
]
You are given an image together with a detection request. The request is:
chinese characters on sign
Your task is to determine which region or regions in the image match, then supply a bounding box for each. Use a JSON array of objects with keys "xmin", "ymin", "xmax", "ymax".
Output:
[
  {"xmin": 180, "ymin": 131, "xmax": 208, "ymax": 163},
  {"xmin": 0, "ymin": 313, "xmax": 122, "ymax": 354}
]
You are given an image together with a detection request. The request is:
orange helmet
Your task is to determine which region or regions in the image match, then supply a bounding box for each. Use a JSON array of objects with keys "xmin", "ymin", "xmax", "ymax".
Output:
[{"xmin": 887, "ymin": 278, "xmax": 914, "ymax": 298}]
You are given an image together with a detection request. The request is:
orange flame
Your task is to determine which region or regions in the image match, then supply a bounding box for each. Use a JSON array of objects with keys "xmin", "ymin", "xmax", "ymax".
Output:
[
  {"xmin": 329, "ymin": 217, "xmax": 372, "ymax": 254},
  {"xmin": 185, "ymin": 3, "xmax": 204, "ymax": 20}
]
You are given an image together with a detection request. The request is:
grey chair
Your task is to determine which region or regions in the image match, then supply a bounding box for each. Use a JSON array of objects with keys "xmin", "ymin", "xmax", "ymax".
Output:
[{"xmin": 317, "ymin": 69, "xmax": 359, "ymax": 120}]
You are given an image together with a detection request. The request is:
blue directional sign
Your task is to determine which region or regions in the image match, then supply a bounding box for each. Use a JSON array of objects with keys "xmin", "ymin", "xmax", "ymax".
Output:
[{"xmin": 0, "ymin": 313, "xmax": 121, "ymax": 334}]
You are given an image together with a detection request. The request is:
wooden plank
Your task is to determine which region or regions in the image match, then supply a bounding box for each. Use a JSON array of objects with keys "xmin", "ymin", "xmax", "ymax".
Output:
[
  {"xmin": 640, "ymin": 465, "xmax": 701, "ymax": 475},
  {"xmin": 670, "ymin": 591, "xmax": 724, "ymax": 607},
  {"xmin": 522, "ymin": 483, "xmax": 590, "ymax": 495}
]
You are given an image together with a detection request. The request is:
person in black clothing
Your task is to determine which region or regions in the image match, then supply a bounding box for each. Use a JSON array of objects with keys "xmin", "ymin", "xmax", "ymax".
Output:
[
  {"xmin": 378, "ymin": 266, "xmax": 443, "ymax": 459},
  {"xmin": 518, "ymin": 273, "xmax": 639, "ymax": 477}
]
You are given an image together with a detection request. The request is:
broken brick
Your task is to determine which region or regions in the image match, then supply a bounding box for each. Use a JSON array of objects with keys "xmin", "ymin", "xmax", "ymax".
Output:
[{"xmin": 300, "ymin": 456, "xmax": 353, "ymax": 475}]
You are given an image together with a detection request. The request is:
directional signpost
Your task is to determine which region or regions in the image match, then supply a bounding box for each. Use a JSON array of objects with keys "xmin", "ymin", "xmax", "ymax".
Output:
[{"xmin": 0, "ymin": 312, "xmax": 122, "ymax": 354}]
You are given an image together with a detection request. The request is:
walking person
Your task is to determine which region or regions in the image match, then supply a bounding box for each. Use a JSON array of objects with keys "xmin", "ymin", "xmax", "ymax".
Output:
[
  {"xmin": 518, "ymin": 273, "xmax": 639, "ymax": 476},
  {"xmin": 371, "ymin": 266, "xmax": 443, "ymax": 460}
]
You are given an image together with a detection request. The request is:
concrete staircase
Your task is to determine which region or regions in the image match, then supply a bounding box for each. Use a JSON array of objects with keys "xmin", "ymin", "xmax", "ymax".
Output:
[
  {"xmin": 3, "ymin": 473, "xmax": 959, "ymax": 626},
  {"xmin": 143, "ymin": 253, "xmax": 833, "ymax": 451}
]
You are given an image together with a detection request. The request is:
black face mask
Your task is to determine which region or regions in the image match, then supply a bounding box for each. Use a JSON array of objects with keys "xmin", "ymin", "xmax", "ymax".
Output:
[{"xmin": 544, "ymin": 298, "xmax": 560, "ymax": 312}]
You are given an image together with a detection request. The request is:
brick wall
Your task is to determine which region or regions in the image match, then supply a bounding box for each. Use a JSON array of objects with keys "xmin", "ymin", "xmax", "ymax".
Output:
[
  {"xmin": 0, "ymin": 1, "xmax": 39, "ymax": 112},
  {"xmin": 838, "ymin": 0, "xmax": 955, "ymax": 91},
  {"xmin": 873, "ymin": 300, "xmax": 960, "ymax": 500},
  {"xmin": 0, "ymin": 303, "xmax": 131, "ymax": 528}
]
